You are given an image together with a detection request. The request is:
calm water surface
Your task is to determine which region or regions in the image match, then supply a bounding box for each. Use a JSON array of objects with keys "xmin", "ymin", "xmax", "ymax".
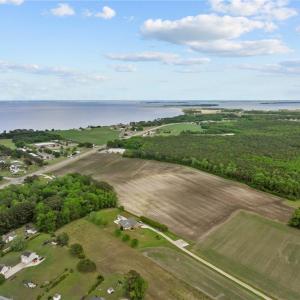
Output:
[{"xmin": 0, "ymin": 100, "xmax": 299, "ymax": 131}]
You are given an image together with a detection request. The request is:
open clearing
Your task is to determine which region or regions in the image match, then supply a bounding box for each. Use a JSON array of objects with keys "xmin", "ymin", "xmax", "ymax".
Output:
[
  {"xmin": 54, "ymin": 153, "xmax": 293, "ymax": 241},
  {"xmin": 156, "ymin": 123, "xmax": 203, "ymax": 136},
  {"xmin": 195, "ymin": 211, "xmax": 300, "ymax": 300},
  {"xmin": 0, "ymin": 139, "xmax": 16, "ymax": 149},
  {"xmin": 55, "ymin": 127, "xmax": 120, "ymax": 145}
]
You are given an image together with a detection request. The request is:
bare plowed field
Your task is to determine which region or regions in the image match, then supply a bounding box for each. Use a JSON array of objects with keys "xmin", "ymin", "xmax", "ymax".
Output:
[{"xmin": 54, "ymin": 153, "xmax": 293, "ymax": 241}]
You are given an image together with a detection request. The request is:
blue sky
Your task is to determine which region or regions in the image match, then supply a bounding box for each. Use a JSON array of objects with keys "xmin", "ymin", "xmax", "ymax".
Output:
[{"xmin": 0, "ymin": 0, "xmax": 300, "ymax": 101}]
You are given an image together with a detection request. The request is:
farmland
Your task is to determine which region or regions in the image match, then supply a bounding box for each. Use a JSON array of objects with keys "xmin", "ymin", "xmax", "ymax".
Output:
[
  {"xmin": 53, "ymin": 153, "xmax": 292, "ymax": 241},
  {"xmin": 111, "ymin": 112, "xmax": 300, "ymax": 200},
  {"xmin": 0, "ymin": 209, "xmax": 208, "ymax": 300},
  {"xmin": 195, "ymin": 211, "xmax": 300, "ymax": 300},
  {"xmin": 55, "ymin": 127, "xmax": 120, "ymax": 145},
  {"xmin": 144, "ymin": 248, "xmax": 258, "ymax": 300},
  {"xmin": 155, "ymin": 123, "xmax": 203, "ymax": 136}
]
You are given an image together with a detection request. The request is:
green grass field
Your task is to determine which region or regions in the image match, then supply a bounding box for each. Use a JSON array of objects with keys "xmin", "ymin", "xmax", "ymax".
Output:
[
  {"xmin": 0, "ymin": 209, "xmax": 207, "ymax": 300},
  {"xmin": 0, "ymin": 139, "xmax": 16, "ymax": 149},
  {"xmin": 195, "ymin": 211, "xmax": 300, "ymax": 300},
  {"xmin": 156, "ymin": 123, "xmax": 203, "ymax": 136},
  {"xmin": 144, "ymin": 248, "xmax": 258, "ymax": 300},
  {"xmin": 55, "ymin": 127, "xmax": 120, "ymax": 145}
]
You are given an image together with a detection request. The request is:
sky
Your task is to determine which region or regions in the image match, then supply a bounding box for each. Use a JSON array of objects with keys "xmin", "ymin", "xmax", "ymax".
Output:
[{"xmin": 0, "ymin": 0, "xmax": 300, "ymax": 101}]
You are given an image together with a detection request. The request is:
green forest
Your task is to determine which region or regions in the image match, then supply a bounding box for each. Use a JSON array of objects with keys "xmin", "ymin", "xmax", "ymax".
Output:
[
  {"xmin": 109, "ymin": 112, "xmax": 300, "ymax": 200},
  {"xmin": 0, "ymin": 174, "xmax": 117, "ymax": 234}
]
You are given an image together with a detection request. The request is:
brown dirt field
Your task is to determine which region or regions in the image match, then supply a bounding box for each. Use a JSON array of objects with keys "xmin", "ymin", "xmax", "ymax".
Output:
[{"xmin": 54, "ymin": 153, "xmax": 293, "ymax": 242}]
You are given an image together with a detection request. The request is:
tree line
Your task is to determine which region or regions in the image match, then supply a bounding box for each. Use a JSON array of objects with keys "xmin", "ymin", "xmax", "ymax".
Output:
[{"xmin": 0, "ymin": 173, "xmax": 117, "ymax": 234}]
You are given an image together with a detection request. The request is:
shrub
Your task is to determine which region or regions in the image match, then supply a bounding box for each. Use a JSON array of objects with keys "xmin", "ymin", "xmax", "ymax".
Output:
[
  {"xmin": 0, "ymin": 274, "xmax": 5, "ymax": 285},
  {"xmin": 140, "ymin": 216, "xmax": 168, "ymax": 232},
  {"xmin": 56, "ymin": 232, "xmax": 69, "ymax": 246},
  {"xmin": 77, "ymin": 258, "xmax": 96, "ymax": 273},
  {"xmin": 130, "ymin": 239, "xmax": 139, "ymax": 248},
  {"xmin": 88, "ymin": 212, "xmax": 107, "ymax": 226},
  {"xmin": 122, "ymin": 234, "xmax": 130, "ymax": 242},
  {"xmin": 124, "ymin": 270, "xmax": 147, "ymax": 300},
  {"xmin": 88, "ymin": 274, "xmax": 104, "ymax": 294},
  {"xmin": 70, "ymin": 243, "xmax": 84, "ymax": 257},
  {"xmin": 114, "ymin": 229, "xmax": 122, "ymax": 237},
  {"xmin": 289, "ymin": 208, "xmax": 300, "ymax": 229},
  {"xmin": 11, "ymin": 236, "xmax": 26, "ymax": 252}
]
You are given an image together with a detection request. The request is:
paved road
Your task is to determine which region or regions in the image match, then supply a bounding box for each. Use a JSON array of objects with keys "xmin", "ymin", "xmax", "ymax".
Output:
[
  {"xmin": 142, "ymin": 224, "xmax": 273, "ymax": 300},
  {"xmin": 0, "ymin": 147, "xmax": 102, "ymax": 189}
]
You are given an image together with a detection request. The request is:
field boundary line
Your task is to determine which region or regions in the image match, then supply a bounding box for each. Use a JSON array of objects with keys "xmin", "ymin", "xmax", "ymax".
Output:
[{"xmin": 142, "ymin": 224, "xmax": 273, "ymax": 300}]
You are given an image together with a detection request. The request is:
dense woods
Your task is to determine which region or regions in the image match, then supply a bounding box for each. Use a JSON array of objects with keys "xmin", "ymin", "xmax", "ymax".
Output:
[
  {"xmin": 0, "ymin": 173, "xmax": 117, "ymax": 234},
  {"xmin": 109, "ymin": 113, "xmax": 300, "ymax": 200}
]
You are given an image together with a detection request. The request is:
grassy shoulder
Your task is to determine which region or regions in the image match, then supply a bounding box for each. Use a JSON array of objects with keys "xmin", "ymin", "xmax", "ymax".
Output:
[
  {"xmin": 194, "ymin": 211, "xmax": 300, "ymax": 300},
  {"xmin": 55, "ymin": 127, "xmax": 120, "ymax": 145}
]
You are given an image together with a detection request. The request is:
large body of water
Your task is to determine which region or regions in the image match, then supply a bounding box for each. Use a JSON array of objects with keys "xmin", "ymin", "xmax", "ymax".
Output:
[{"xmin": 0, "ymin": 100, "xmax": 300, "ymax": 132}]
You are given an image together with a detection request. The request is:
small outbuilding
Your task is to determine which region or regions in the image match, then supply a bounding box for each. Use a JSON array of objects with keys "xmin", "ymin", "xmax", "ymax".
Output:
[
  {"xmin": 53, "ymin": 294, "xmax": 62, "ymax": 300},
  {"xmin": 107, "ymin": 287, "xmax": 115, "ymax": 294}
]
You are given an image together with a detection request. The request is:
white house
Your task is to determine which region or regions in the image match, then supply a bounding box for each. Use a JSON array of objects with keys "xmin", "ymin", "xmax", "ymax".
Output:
[
  {"xmin": 25, "ymin": 225, "xmax": 38, "ymax": 235},
  {"xmin": 53, "ymin": 294, "xmax": 61, "ymax": 300},
  {"xmin": 10, "ymin": 164, "xmax": 20, "ymax": 174},
  {"xmin": 21, "ymin": 251, "xmax": 39, "ymax": 264},
  {"xmin": 0, "ymin": 264, "xmax": 10, "ymax": 276},
  {"xmin": 2, "ymin": 231, "xmax": 17, "ymax": 244}
]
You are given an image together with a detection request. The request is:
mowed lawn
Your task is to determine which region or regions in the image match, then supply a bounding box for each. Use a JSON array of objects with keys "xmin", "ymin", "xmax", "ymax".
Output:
[
  {"xmin": 0, "ymin": 139, "xmax": 16, "ymax": 149},
  {"xmin": 195, "ymin": 211, "xmax": 300, "ymax": 300},
  {"xmin": 0, "ymin": 234, "xmax": 91, "ymax": 300},
  {"xmin": 55, "ymin": 127, "xmax": 120, "ymax": 145},
  {"xmin": 56, "ymin": 211, "xmax": 207, "ymax": 300},
  {"xmin": 0, "ymin": 210, "xmax": 206, "ymax": 300},
  {"xmin": 157, "ymin": 123, "xmax": 203, "ymax": 136}
]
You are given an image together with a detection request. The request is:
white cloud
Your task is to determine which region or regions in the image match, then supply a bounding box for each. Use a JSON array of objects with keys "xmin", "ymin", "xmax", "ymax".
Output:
[
  {"xmin": 0, "ymin": 60, "xmax": 106, "ymax": 83},
  {"xmin": 141, "ymin": 13, "xmax": 290, "ymax": 56},
  {"xmin": 188, "ymin": 39, "xmax": 290, "ymax": 56},
  {"xmin": 106, "ymin": 51, "xmax": 210, "ymax": 65},
  {"xmin": 0, "ymin": 0, "xmax": 23, "ymax": 5},
  {"xmin": 141, "ymin": 14, "xmax": 274, "ymax": 44},
  {"xmin": 85, "ymin": 6, "xmax": 116, "ymax": 20},
  {"xmin": 240, "ymin": 60, "xmax": 300, "ymax": 75},
  {"xmin": 50, "ymin": 3, "xmax": 75, "ymax": 17},
  {"xmin": 210, "ymin": 0, "xmax": 297, "ymax": 21},
  {"xmin": 112, "ymin": 64, "xmax": 137, "ymax": 72}
]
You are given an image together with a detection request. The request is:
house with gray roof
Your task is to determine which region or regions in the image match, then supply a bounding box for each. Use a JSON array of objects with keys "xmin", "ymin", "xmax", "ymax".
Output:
[{"xmin": 118, "ymin": 218, "xmax": 140, "ymax": 230}]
